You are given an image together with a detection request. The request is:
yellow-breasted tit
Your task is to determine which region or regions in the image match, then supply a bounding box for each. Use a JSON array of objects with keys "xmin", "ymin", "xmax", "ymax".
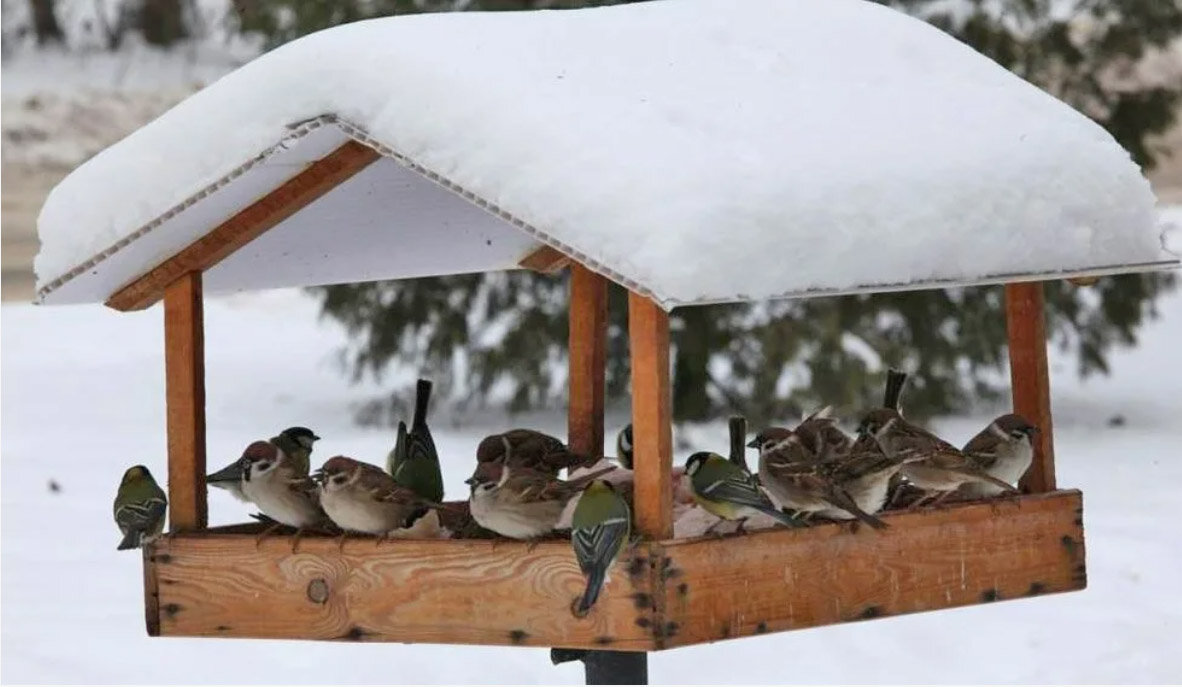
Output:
[
  {"xmin": 960, "ymin": 413, "xmax": 1038, "ymax": 497},
  {"xmin": 388, "ymin": 379, "xmax": 444, "ymax": 503},
  {"xmin": 684, "ymin": 452, "xmax": 803, "ymax": 534},
  {"xmin": 476, "ymin": 428, "xmax": 598, "ymax": 477},
  {"xmin": 465, "ymin": 461, "xmax": 613, "ymax": 540},
  {"xmin": 571, "ymin": 480, "xmax": 631, "ymax": 616},
  {"xmin": 113, "ymin": 465, "xmax": 167, "ymax": 551},
  {"xmin": 315, "ymin": 455, "xmax": 446, "ymax": 540},
  {"xmin": 857, "ymin": 408, "xmax": 1017, "ymax": 506},
  {"xmin": 236, "ymin": 440, "xmax": 327, "ymax": 549},
  {"xmin": 207, "ymin": 426, "xmax": 319, "ymax": 501}
]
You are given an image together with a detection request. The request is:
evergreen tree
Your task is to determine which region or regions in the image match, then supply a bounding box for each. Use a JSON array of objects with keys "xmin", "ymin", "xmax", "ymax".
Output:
[{"xmin": 268, "ymin": 0, "xmax": 1180, "ymax": 425}]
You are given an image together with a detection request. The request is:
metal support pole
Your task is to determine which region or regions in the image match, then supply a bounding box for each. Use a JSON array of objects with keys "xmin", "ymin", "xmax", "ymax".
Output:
[{"xmin": 583, "ymin": 650, "xmax": 648, "ymax": 685}]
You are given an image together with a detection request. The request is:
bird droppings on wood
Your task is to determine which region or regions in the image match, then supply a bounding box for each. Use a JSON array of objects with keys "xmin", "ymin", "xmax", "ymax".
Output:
[
  {"xmin": 630, "ymin": 592, "xmax": 654, "ymax": 610},
  {"xmin": 627, "ymin": 556, "xmax": 647, "ymax": 579},
  {"xmin": 306, "ymin": 578, "xmax": 330, "ymax": 604},
  {"xmin": 1061, "ymin": 534, "xmax": 1078, "ymax": 556},
  {"xmin": 676, "ymin": 582, "xmax": 689, "ymax": 597},
  {"xmin": 1027, "ymin": 581, "xmax": 1047, "ymax": 596},
  {"xmin": 755, "ymin": 621, "xmax": 768, "ymax": 634},
  {"xmin": 508, "ymin": 629, "xmax": 530, "ymax": 645},
  {"xmin": 859, "ymin": 605, "xmax": 882, "ymax": 620},
  {"xmin": 343, "ymin": 626, "xmax": 372, "ymax": 641},
  {"xmin": 1073, "ymin": 564, "xmax": 1088, "ymax": 585},
  {"xmin": 215, "ymin": 625, "xmax": 231, "ymax": 632},
  {"xmin": 634, "ymin": 617, "xmax": 652, "ymax": 629},
  {"xmin": 153, "ymin": 553, "xmax": 172, "ymax": 564},
  {"xmin": 719, "ymin": 623, "xmax": 732, "ymax": 638},
  {"xmin": 980, "ymin": 588, "xmax": 1000, "ymax": 602},
  {"xmin": 593, "ymin": 636, "xmax": 615, "ymax": 646}
]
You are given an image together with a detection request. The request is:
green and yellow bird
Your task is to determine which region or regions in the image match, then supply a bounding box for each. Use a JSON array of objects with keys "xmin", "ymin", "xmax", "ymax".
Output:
[
  {"xmin": 571, "ymin": 480, "xmax": 632, "ymax": 615},
  {"xmin": 113, "ymin": 465, "xmax": 167, "ymax": 551},
  {"xmin": 391, "ymin": 379, "xmax": 445, "ymax": 503},
  {"xmin": 684, "ymin": 452, "xmax": 802, "ymax": 533}
]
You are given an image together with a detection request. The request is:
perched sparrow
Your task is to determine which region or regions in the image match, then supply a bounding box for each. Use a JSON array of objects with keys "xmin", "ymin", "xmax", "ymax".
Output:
[
  {"xmin": 960, "ymin": 413, "xmax": 1038, "ymax": 497},
  {"xmin": 316, "ymin": 456, "xmax": 442, "ymax": 539},
  {"xmin": 466, "ymin": 461, "xmax": 612, "ymax": 540},
  {"xmin": 616, "ymin": 425, "xmax": 634, "ymax": 470},
  {"xmin": 237, "ymin": 440, "xmax": 327, "ymax": 547},
  {"xmin": 571, "ymin": 480, "xmax": 632, "ymax": 616},
  {"xmin": 857, "ymin": 408, "xmax": 1016, "ymax": 505},
  {"xmin": 684, "ymin": 452, "xmax": 802, "ymax": 533},
  {"xmin": 113, "ymin": 465, "xmax": 167, "ymax": 550},
  {"xmin": 390, "ymin": 379, "xmax": 445, "ymax": 502},
  {"xmin": 758, "ymin": 435, "xmax": 888, "ymax": 530},
  {"xmin": 476, "ymin": 428, "xmax": 596, "ymax": 476},
  {"xmin": 207, "ymin": 426, "xmax": 319, "ymax": 501}
]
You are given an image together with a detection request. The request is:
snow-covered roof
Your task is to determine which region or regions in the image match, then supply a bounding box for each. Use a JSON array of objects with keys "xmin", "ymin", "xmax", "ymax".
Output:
[{"xmin": 34, "ymin": 0, "xmax": 1176, "ymax": 310}]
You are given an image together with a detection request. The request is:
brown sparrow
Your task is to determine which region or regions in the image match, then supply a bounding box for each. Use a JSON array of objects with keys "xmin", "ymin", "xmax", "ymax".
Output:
[
  {"xmin": 465, "ymin": 461, "xmax": 612, "ymax": 540},
  {"xmin": 476, "ymin": 429, "xmax": 597, "ymax": 476},
  {"xmin": 757, "ymin": 432, "xmax": 888, "ymax": 529},
  {"xmin": 237, "ymin": 440, "xmax": 328, "ymax": 549},
  {"xmin": 315, "ymin": 456, "xmax": 444, "ymax": 540},
  {"xmin": 960, "ymin": 413, "xmax": 1038, "ymax": 497},
  {"xmin": 857, "ymin": 408, "xmax": 1017, "ymax": 505}
]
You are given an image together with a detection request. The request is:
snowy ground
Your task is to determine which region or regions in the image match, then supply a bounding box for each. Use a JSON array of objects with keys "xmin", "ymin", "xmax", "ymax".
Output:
[{"xmin": 2, "ymin": 285, "xmax": 1181, "ymax": 684}]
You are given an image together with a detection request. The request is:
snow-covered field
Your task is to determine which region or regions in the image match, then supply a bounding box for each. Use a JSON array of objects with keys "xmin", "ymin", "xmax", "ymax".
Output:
[{"xmin": 2, "ymin": 285, "xmax": 1181, "ymax": 683}]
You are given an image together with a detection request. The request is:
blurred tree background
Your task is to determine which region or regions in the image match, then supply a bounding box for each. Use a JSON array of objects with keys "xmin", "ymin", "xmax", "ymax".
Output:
[{"xmin": 24, "ymin": 0, "xmax": 1169, "ymax": 425}]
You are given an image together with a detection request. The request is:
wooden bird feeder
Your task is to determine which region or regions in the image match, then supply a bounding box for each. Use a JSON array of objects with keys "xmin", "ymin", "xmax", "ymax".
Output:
[{"xmin": 33, "ymin": 0, "xmax": 1177, "ymax": 682}]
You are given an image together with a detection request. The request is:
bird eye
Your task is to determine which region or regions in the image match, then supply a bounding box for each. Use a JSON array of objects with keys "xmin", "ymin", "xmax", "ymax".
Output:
[
  {"xmin": 1010, "ymin": 430, "xmax": 1026, "ymax": 439},
  {"xmin": 332, "ymin": 475, "xmax": 346, "ymax": 486}
]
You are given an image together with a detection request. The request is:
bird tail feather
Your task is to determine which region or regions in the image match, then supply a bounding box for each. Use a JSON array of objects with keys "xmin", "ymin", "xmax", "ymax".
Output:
[
  {"xmin": 412, "ymin": 379, "xmax": 432, "ymax": 430},
  {"xmin": 759, "ymin": 506, "xmax": 805, "ymax": 528},
  {"xmin": 117, "ymin": 529, "xmax": 141, "ymax": 551},
  {"xmin": 883, "ymin": 369, "xmax": 908, "ymax": 410},
  {"xmin": 576, "ymin": 566, "xmax": 608, "ymax": 616}
]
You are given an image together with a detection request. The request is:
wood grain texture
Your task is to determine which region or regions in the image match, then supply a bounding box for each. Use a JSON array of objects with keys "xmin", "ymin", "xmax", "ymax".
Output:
[
  {"xmin": 519, "ymin": 245, "xmax": 572, "ymax": 274},
  {"xmin": 143, "ymin": 547, "xmax": 161, "ymax": 637},
  {"xmin": 628, "ymin": 293, "xmax": 673, "ymax": 540},
  {"xmin": 568, "ymin": 264, "xmax": 608, "ymax": 457},
  {"xmin": 1005, "ymin": 282, "xmax": 1056, "ymax": 492},
  {"xmin": 107, "ymin": 141, "xmax": 381, "ymax": 311},
  {"xmin": 151, "ymin": 536, "xmax": 654, "ymax": 649},
  {"xmin": 658, "ymin": 490, "xmax": 1085, "ymax": 648},
  {"xmin": 164, "ymin": 272, "xmax": 206, "ymax": 531}
]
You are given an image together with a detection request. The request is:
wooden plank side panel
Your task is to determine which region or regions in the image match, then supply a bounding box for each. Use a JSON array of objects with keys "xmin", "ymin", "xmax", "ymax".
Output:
[
  {"xmin": 659, "ymin": 490, "xmax": 1086, "ymax": 648},
  {"xmin": 1004, "ymin": 282, "xmax": 1056, "ymax": 492},
  {"xmin": 628, "ymin": 293, "xmax": 673, "ymax": 540},
  {"xmin": 164, "ymin": 272, "xmax": 206, "ymax": 531},
  {"xmin": 107, "ymin": 141, "xmax": 381, "ymax": 312},
  {"xmin": 153, "ymin": 536, "xmax": 656, "ymax": 650},
  {"xmin": 568, "ymin": 264, "xmax": 608, "ymax": 456}
]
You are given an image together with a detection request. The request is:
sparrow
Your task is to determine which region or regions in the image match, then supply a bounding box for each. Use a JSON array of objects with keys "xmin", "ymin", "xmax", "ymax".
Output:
[
  {"xmin": 684, "ymin": 452, "xmax": 803, "ymax": 533},
  {"xmin": 113, "ymin": 465, "xmax": 167, "ymax": 550},
  {"xmin": 960, "ymin": 413, "xmax": 1039, "ymax": 497},
  {"xmin": 476, "ymin": 428, "xmax": 596, "ymax": 476},
  {"xmin": 389, "ymin": 379, "xmax": 444, "ymax": 502},
  {"xmin": 757, "ymin": 433, "xmax": 888, "ymax": 530},
  {"xmin": 616, "ymin": 425, "xmax": 634, "ymax": 469},
  {"xmin": 237, "ymin": 440, "xmax": 327, "ymax": 548},
  {"xmin": 465, "ymin": 461, "xmax": 613, "ymax": 540},
  {"xmin": 316, "ymin": 455, "xmax": 444, "ymax": 540},
  {"xmin": 856, "ymin": 408, "xmax": 1017, "ymax": 505},
  {"xmin": 207, "ymin": 426, "xmax": 319, "ymax": 501},
  {"xmin": 570, "ymin": 480, "xmax": 632, "ymax": 616}
]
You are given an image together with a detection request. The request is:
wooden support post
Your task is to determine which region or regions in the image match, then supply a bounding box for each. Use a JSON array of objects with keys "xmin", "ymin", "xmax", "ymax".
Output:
[
  {"xmin": 164, "ymin": 272, "xmax": 207, "ymax": 531},
  {"xmin": 568, "ymin": 265, "xmax": 607, "ymax": 456},
  {"xmin": 1004, "ymin": 282, "xmax": 1056, "ymax": 493},
  {"xmin": 628, "ymin": 293, "xmax": 673, "ymax": 540}
]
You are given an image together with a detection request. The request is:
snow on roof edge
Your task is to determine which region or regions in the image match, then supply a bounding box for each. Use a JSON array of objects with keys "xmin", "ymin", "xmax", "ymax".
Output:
[{"xmin": 34, "ymin": 111, "xmax": 1180, "ymax": 311}]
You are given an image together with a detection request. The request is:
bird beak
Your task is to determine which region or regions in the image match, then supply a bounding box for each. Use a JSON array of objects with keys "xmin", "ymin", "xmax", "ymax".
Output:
[
  {"xmin": 313, "ymin": 434, "xmax": 321, "ymax": 441},
  {"xmin": 311, "ymin": 469, "xmax": 325, "ymax": 484},
  {"xmin": 745, "ymin": 438, "xmax": 759, "ymax": 448},
  {"xmin": 207, "ymin": 461, "xmax": 244, "ymax": 484},
  {"xmin": 464, "ymin": 477, "xmax": 478, "ymax": 487}
]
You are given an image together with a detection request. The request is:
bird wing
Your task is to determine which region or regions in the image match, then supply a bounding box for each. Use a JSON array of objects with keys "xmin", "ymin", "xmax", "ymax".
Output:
[
  {"xmin": 115, "ymin": 496, "xmax": 166, "ymax": 533},
  {"xmin": 698, "ymin": 473, "xmax": 775, "ymax": 511},
  {"xmin": 572, "ymin": 516, "xmax": 630, "ymax": 577}
]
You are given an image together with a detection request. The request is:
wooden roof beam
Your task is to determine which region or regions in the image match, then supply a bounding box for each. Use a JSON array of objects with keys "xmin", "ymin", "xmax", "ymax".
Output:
[
  {"xmin": 106, "ymin": 141, "xmax": 382, "ymax": 312},
  {"xmin": 518, "ymin": 245, "xmax": 571, "ymax": 274}
]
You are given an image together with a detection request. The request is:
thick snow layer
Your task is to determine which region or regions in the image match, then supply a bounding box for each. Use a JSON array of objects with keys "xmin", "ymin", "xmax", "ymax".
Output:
[
  {"xmin": 34, "ymin": 0, "xmax": 1172, "ymax": 308},
  {"xmin": 4, "ymin": 284, "xmax": 1182, "ymax": 682}
]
